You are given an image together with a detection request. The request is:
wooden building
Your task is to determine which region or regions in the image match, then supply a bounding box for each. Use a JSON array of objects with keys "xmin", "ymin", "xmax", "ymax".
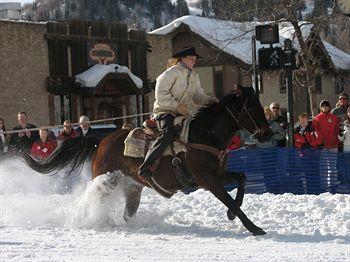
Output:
[{"xmin": 46, "ymin": 20, "xmax": 150, "ymax": 127}]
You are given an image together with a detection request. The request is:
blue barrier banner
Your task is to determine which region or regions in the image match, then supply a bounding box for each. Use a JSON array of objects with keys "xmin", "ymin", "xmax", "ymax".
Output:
[{"xmin": 226, "ymin": 147, "xmax": 350, "ymax": 194}]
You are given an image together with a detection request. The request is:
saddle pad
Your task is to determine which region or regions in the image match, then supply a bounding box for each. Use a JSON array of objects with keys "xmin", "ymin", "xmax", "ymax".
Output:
[{"xmin": 123, "ymin": 116, "xmax": 192, "ymax": 158}]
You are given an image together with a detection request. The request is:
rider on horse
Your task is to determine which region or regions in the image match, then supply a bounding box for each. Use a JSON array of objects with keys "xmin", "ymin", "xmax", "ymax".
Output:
[{"xmin": 137, "ymin": 46, "xmax": 218, "ymax": 183}]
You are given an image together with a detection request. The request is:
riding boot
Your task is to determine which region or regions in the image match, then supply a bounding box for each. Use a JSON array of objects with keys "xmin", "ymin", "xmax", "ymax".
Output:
[{"xmin": 138, "ymin": 114, "xmax": 175, "ymax": 183}]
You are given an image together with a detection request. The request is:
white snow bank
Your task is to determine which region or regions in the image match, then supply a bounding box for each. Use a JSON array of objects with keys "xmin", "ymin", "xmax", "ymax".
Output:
[{"xmin": 0, "ymin": 157, "xmax": 349, "ymax": 261}]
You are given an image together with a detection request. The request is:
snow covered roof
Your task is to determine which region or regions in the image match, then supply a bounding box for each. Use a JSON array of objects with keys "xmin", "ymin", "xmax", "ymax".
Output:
[
  {"xmin": 75, "ymin": 64, "xmax": 143, "ymax": 89},
  {"xmin": 149, "ymin": 15, "xmax": 350, "ymax": 71}
]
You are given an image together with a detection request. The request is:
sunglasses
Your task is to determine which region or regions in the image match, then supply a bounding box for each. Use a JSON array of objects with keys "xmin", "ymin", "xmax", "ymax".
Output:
[{"xmin": 339, "ymin": 97, "xmax": 348, "ymax": 100}]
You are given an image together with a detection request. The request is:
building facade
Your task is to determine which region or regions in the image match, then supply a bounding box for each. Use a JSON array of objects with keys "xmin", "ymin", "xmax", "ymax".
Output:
[{"xmin": 146, "ymin": 16, "xmax": 350, "ymax": 120}]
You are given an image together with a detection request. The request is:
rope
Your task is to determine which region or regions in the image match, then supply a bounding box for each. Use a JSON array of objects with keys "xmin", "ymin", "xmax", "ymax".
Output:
[{"xmin": 0, "ymin": 112, "xmax": 153, "ymax": 135}]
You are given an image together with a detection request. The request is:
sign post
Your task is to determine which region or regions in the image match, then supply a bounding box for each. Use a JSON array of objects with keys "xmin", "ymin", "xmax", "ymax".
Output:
[{"xmin": 284, "ymin": 38, "xmax": 294, "ymax": 146}]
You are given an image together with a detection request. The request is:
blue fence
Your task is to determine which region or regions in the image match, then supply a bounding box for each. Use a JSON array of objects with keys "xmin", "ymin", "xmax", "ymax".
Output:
[{"xmin": 226, "ymin": 147, "xmax": 350, "ymax": 194}]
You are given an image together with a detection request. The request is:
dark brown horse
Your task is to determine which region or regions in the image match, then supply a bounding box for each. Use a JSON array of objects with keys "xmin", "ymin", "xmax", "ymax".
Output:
[{"xmin": 24, "ymin": 86, "xmax": 273, "ymax": 235}]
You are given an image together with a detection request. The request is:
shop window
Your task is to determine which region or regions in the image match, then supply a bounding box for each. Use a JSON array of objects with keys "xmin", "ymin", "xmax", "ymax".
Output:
[
  {"xmin": 315, "ymin": 75, "xmax": 322, "ymax": 94},
  {"xmin": 279, "ymin": 71, "xmax": 286, "ymax": 94}
]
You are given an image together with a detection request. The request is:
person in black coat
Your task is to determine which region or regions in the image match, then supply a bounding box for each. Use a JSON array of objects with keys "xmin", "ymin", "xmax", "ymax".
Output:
[{"xmin": 9, "ymin": 111, "xmax": 39, "ymax": 153}]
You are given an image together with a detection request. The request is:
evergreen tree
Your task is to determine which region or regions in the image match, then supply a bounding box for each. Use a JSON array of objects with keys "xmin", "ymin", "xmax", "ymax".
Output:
[{"xmin": 175, "ymin": 0, "xmax": 189, "ymax": 17}]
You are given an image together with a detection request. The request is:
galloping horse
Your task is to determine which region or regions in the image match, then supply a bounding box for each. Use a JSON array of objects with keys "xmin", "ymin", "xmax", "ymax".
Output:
[{"xmin": 24, "ymin": 86, "xmax": 272, "ymax": 235}]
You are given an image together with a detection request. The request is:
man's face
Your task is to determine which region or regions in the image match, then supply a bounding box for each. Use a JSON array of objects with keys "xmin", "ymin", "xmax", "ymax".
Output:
[
  {"xmin": 18, "ymin": 113, "xmax": 27, "ymax": 126},
  {"xmin": 80, "ymin": 122, "xmax": 90, "ymax": 130},
  {"xmin": 181, "ymin": 55, "xmax": 197, "ymax": 70},
  {"xmin": 338, "ymin": 96, "xmax": 348, "ymax": 107},
  {"xmin": 321, "ymin": 105, "xmax": 330, "ymax": 113},
  {"xmin": 63, "ymin": 125, "xmax": 72, "ymax": 134}
]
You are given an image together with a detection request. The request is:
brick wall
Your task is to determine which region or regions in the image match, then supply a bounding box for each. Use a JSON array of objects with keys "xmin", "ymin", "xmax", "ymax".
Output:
[{"xmin": 0, "ymin": 20, "xmax": 49, "ymax": 129}]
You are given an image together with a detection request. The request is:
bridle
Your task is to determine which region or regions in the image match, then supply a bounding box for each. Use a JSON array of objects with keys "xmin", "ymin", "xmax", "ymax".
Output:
[{"xmin": 224, "ymin": 96, "xmax": 262, "ymax": 139}]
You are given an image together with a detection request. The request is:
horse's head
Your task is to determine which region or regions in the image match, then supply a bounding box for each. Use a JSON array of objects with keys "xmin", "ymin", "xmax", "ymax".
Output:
[{"xmin": 222, "ymin": 85, "xmax": 273, "ymax": 142}]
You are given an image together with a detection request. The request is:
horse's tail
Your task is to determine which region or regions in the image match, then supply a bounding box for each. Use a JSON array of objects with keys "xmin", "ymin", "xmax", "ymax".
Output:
[{"xmin": 23, "ymin": 136, "xmax": 101, "ymax": 175}]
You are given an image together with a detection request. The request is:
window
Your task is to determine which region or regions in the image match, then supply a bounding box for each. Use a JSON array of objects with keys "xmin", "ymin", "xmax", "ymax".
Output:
[
  {"xmin": 335, "ymin": 77, "xmax": 345, "ymax": 94},
  {"xmin": 279, "ymin": 71, "xmax": 286, "ymax": 94},
  {"xmin": 315, "ymin": 75, "xmax": 322, "ymax": 94},
  {"xmin": 214, "ymin": 70, "xmax": 224, "ymax": 98}
]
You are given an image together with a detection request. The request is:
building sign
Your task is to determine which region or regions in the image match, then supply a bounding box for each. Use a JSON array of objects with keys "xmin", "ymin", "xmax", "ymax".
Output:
[{"xmin": 87, "ymin": 42, "xmax": 117, "ymax": 65}]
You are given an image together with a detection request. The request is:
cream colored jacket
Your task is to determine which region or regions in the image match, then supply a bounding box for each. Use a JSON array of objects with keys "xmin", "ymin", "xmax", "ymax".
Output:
[{"xmin": 153, "ymin": 62, "xmax": 211, "ymax": 117}]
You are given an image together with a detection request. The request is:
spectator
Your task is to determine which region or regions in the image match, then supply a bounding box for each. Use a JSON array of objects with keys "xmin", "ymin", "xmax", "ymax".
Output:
[
  {"xmin": 294, "ymin": 112, "xmax": 321, "ymax": 148},
  {"xmin": 0, "ymin": 118, "xmax": 8, "ymax": 155},
  {"xmin": 58, "ymin": 120, "xmax": 78, "ymax": 142},
  {"xmin": 312, "ymin": 100, "xmax": 340, "ymax": 151},
  {"xmin": 331, "ymin": 92, "xmax": 349, "ymax": 125},
  {"xmin": 269, "ymin": 102, "xmax": 287, "ymax": 146},
  {"xmin": 30, "ymin": 128, "xmax": 57, "ymax": 160},
  {"xmin": 9, "ymin": 111, "xmax": 39, "ymax": 153},
  {"xmin": 341, "ymin": 107, "xmax": 350, "ymax": 130},
  {"xmin": 339, "ymin": 120, "xmax": 350, "ymax": 152},
  {"xmin": 256, "ymin": 107, "xmax": 285, "ymax": 148},
  {"xmin": 76, "ymin": 115, "xmax": 93, "ymax": 136}
]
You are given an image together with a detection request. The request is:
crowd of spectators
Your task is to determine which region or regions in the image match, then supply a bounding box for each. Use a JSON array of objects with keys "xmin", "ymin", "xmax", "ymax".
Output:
[
  {"xmin": 227, "ymin": 92, "xmax": 350, "ymax": 153},
  {"xmin": 0, "ymin": 113, "xmax": 97, "ymax": 160}
]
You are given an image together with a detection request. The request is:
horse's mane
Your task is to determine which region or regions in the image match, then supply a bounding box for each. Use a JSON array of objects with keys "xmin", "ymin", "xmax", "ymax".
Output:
[{"xmin": 193, "ymin": 93, "xmax": 236, "ymax": 127}]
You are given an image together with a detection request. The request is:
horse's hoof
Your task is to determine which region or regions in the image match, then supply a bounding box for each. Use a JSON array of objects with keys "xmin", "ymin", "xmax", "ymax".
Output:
[
  {"xmin": 227, "ymin": 210, "xmax": 236, "ymax": 220},
  {"xmin": 252, "ymin": 228, "xmax": 267, "ymax": 236}
]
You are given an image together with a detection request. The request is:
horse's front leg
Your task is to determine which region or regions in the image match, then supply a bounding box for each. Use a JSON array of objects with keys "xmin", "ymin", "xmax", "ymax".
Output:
[
  {"xmin": 220, "ymin": 172, "xmax": 247, "ymax": 221},
  {"xmin": 224, "ymin": 172, "xmax": 246, "ymax": 207},
  {"xmin": 203, "ymin": 176, "xmax": 266, "ymax": 236}
]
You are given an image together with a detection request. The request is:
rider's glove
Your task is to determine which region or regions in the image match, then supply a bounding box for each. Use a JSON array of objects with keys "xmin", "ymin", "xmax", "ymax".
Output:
[{"xmin": 176, "ymin": 104, "xmax": 189, "ymax": 116}]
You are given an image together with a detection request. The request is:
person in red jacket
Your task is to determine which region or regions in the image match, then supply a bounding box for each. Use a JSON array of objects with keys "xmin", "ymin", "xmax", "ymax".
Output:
[
  {"xmin": 312, "ymin": 100, "xmax": 340, "ymax": 151},
  {"xmin": 31, "ymin": 128, "xmax": 57, "ymax": 160},
  {"xmin": 294, "ymin": 112, "xmax": 321, "ymax": 148}
]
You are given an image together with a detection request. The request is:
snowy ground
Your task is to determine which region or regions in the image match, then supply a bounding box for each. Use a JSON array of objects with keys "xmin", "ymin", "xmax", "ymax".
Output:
[{"xmin": 0, "ymin": 157, "xmax": 349, "ymax": 262}]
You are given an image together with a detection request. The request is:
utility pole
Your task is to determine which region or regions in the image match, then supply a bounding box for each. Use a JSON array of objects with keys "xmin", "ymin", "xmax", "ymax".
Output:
[
  {"xmin": 284, "ymin": 38, "xmax": 294, "ymax": 146},
  {"xmin": 252, "ymin": 35, "xmax": 259, "ymax": 99}
]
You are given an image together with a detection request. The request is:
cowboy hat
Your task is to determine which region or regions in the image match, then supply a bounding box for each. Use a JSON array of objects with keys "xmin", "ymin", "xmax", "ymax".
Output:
[{"xmin": 172, "ymin": 46, "xmax": 202, "ymax": 58}]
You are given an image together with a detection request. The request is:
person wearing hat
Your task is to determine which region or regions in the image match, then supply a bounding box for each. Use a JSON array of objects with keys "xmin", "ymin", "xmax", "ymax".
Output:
[
  {"xmin": 58, "ymin": 120, "xmax": 78, "ymax": 142},
  {"xmin": 331, "ymin": 92, "xmax": 349, "ymax": 125},
  {"xmin": 138, "ymin": 46, "xmax": 218, "ymax": 183},
  {"xmin": 312, "ymin": 100, "xmax": 340, "ymax": 150}
]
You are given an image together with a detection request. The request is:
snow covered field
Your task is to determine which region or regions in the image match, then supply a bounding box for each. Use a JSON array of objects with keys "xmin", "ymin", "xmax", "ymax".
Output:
[{"xmin": 1, "ymin": 157, "xmax": 349, "ymax": 262}]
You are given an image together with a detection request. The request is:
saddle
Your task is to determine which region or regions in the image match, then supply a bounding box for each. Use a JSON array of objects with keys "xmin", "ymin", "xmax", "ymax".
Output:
[
  {"xmin": 124, "ymin": 116, "xmax": 195, "ymax": 191},
  {"xmin": 123, "ymin": 116, "xmax": 191, "ymax": 158}
]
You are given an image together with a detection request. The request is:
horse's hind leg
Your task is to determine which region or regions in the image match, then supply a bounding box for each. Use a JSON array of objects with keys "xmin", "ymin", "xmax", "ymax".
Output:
[
  {"xmin": 122, "ymin": 180, "xmax": 143, "ymax": 223},
  {"xmin": 206, "ymin": 178, "xmax": 266, "ymax": 235}
]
